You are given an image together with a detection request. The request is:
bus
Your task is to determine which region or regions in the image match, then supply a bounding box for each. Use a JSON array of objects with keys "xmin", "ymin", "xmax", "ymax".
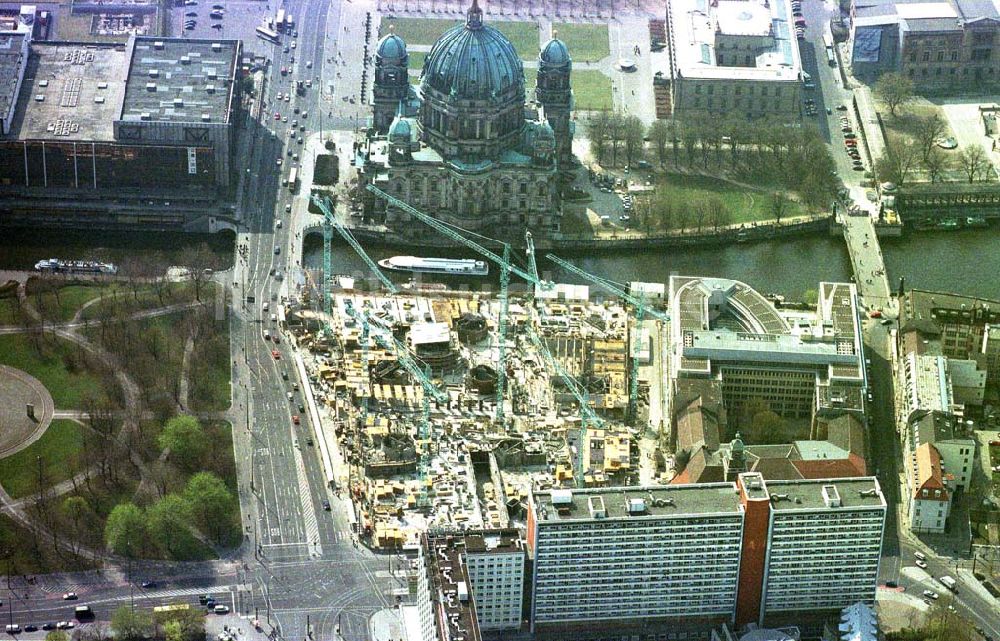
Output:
[
  {"xmin": 153, "ymin": 604, "xmax": 190, "ymax": 615},
  {"xmin": 823, "ymin": 31, "xmax": 836, "ymax": 67},
  {"xmin": 276, "ymin": 8, "xmax": 286, "ymax": 31},
  {"xmin": 285, "ymin": 14, "xmax": 295, "ymax": 31},
  {"xmin": 256, "ymin": 26, "xmax": 280, "ymax": 43},
  {"xmin": 288, "ymin": 167, "xmax": 298, "ymax": 192}
]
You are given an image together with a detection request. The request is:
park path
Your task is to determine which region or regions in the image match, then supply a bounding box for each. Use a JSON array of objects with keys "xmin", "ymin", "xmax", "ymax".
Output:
[{"xmin": 178, "ymin": 335, "xmax": 196, "ymax": 411}]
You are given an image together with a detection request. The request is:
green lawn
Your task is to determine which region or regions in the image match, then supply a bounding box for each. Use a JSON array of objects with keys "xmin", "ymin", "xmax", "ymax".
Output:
[
  {"xmin": 187, "ymin": 316, "xmax": 232, "ymax": 412},
  {"xmin": 28, "ymin": 283, "xmax": 108, "ymax": 323},
  {"xmin": 0, "ymin": 333, "xmax": 105, "ymax": 409},
  {"xmin": 408, "ymin": 51, "xmax": 428, "ymax": 71},
  {"xmin": 571, "ymin": 70, "xmax": 613, "ymax": 111},
  {"xmin": 388, "ymin": 18, "xmax": 539, "ymax": 58},
  {"xmin": 654, "ymin": 173, "xmax": 807, "ymax": 225},
  {"xmin": 552, "ymin": 23, "xmax": 610, "ymax": 62},
  {"xmin": 79, "ymin": 281, "xmax": 210, "ymax": 321},
  {"xmin": 0, "ymin": 420, "xmax": 85, "ymax": 498}
]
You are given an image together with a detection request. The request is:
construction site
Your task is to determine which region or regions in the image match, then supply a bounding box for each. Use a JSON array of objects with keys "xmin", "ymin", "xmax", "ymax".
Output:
[{"xmin": 283, "ymin": 188, "xmax": 672, "ymax": 548}]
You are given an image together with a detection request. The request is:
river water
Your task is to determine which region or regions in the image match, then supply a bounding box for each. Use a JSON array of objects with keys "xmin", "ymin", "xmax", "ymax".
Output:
[{"xmin": 0, "ymin": 227, "xmax": 996, "ymax": 302}]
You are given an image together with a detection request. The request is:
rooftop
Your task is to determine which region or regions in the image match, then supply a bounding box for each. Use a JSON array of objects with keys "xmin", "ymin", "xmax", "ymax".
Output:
[
  {"xmin": 900, "ymin": 288, "xmax": 1000, "ymax": 332},
  {"xmin": 904, "ymin": 353, "xmax": 953, "ymax": 415},
  {"xmin": 912, "ymin": 409, "xmax": 957, "ymax": 445},
  {"xmin": 120, "ymin": 37, "xmax": 238, "ymax": 124},
  {"xmin": 462, "ymin": 528, "xmax": 523, "ymax": 554},
  {"xmin": 425, "ymin": 534, "xmax": 482, "ymax": 641},
  {"xmin": 667, "ymin": 0, "xmax": 801, "ymax": 81},
  {"xmin": 914, "ymin": 442, "xmax": 949, "ymax": 500},
  {"xmin": 765, "ymin": 477, "xmax": 886, "ymax": 511},
  {"xmin": 532, "ymin": 483, "xmax": 744, "ymax": 522},
  {"xmin": 8, "ymin": 41, "xmax": 128, "ymax": 142},
  {"xmin": 0, "ymin": 32, "xmax": 25, "ymax": 129}
]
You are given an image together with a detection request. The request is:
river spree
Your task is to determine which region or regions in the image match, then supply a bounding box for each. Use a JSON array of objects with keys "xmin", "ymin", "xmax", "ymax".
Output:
[{"xmin": 0, "ymin": 228, "xmax": 996, "ymax": 303}]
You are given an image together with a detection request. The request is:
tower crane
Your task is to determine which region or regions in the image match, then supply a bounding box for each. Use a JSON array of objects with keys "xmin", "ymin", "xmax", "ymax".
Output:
[
  {"xmin": 366, "ymin": 185, "xmax": 545, "ymax": 426},
  {"xmin": 313, "ymin": 196, "xmax": 398, "ymax": 316},
  {"xmin": 343, "ymin": 304, "xmax": 448, "ymax": 507},
  {"xmin": 526, "ymin": 323, "xmax": 603, "ymax": 487},
  {"xmin": 545, "ymin": 253, "xmax": 669, "ymax": 426}
]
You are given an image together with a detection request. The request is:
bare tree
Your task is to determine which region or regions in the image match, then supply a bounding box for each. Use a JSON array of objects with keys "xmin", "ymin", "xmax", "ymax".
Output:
[
  {"xmin": 924, "ymin": 147, "xmax": 949, "ymax": 182},
  {"xmin": 706, "ymin": 196, "xmax": 730, "ymax": 232},
  {"xmin": 912, "ymin": 114, "xmax": 948, "ymax": 165},
  {"xmin": 874, "ymin": 72, "xmax": 913, "ymax": 118},
  {"xmin": 647, "ymin": 120, "xmax": 671, "ymax": 167},
  {"xmin": 623, "ymin": 115, "xmax": 646, "ymax": 167},
  {"xmin": 607, "ymin": 112, "xmax": 627, "ymax": 167},
  {"xmin": 770, "ymin": 192, "xmax": 788, "ymax": 224},
  {"xmin": 586, "ymin": 110, "xmax": 612, "ymax": 164},
  {"xmin": 876, "ymin": 138, "xmax": 920, "ymax": 186},
  {"xmin": 959, "ymin": 145, "xmax": 990, "ymax": 183}
]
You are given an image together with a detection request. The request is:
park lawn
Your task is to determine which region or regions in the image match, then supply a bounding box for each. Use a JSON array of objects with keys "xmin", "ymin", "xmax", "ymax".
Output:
[
  {"xmin": 388, "ymin": 17, "xmax": 539, "ymax": 58},
  {"xmin": 0, "ymin": 513, "xmax": 95, "ymax": 574},
  {"xmin": 187, "ymin": 316, "xmax": 232, "ymax": 412},
  {"xmin": 0, "ymin": 296, "xmax": 25, "ymax": 324},
  {"xmin": 408, "ymin": 51, "xmax": 428, "ymax": 71},
  {"xmin": 0, "ymin": 420, "xmax": 85, "ymax": 498},
  {"xmin": 571, "ymin": 70, "xmax": 613, "ymax": 111},
  {"xmin": 656, "ymin": 173, "xmax": 808, "ymax": 225},
  {"xmin": 28, "ymin": 283, "xmax": 110, "ymax": 322},
  {"xmin": 203, "ymin": 421, "xmax": 238, "ymax": 493},
  {"xmin": 0, "ymin": 333, "xmax": 105, "ymax": 409},
  {"xmin": 552, "ymin": 23, "xmax": 610, "ymax": 62},
  {"xmin": 79, "ymin": 281, "xmax": 211, "ymax": 321}
]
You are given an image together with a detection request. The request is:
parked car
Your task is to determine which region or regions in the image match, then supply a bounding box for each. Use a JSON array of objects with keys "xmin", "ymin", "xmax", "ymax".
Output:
[{"xmin": 62, "ymin": 593, "xmax": 78, "ymax": 601}]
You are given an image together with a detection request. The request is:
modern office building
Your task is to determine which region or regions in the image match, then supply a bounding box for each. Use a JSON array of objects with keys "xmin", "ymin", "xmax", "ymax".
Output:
[
  {"xmin": 0, "ymin": 35, "xmax": 242, "ymax": 232},
  {"xmin": 462, "ymin": 530, "xmax": 525, "ymax": 631},
  {"xmin": 848, "ymin": 0, "xmax": 1000, "ymax": 91},
  {"xmin": 526, "ymin": 474, "xmax": 885, "ymax": 635},
  {"xmin": 663, "ymin": 0, "xmax": 804, "ymax": 120},
  {"xmin": 669, "ymin": 277, "xmax": 867, "ymax": 428}
]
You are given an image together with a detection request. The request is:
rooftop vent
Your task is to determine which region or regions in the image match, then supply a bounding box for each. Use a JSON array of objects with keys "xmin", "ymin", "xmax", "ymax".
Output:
[
  {"xmin": 180, "ymin": 55, "xmax": 191, "ymax": 65},
  {"xmin": 140, "ymin": 112, "xmax": 151, "ymax": 120},
  {"xmin": 149, "ymin": 69, "xmax": 159, "ymax": 78},
  {"xmin": 207, "ymin": 69, "xmax": 218, "ymax": 80},
  {"xmin": 627, "ymin": 498, "xmax": 646, "ymax": 514},
  {"xmin": 822, "ymin": 484, "xmax": 842, "ymax": 508},
  {"xmin": 94, "ymin": 96, "xmax": 105, "ymax": 103},
  {"xmin": 201, "ymin": 113, "xmax": 211, "ymax": 121},
  {"xmin": 206, "ymin": 84, "xmax": 216, "ymax": 94},
  {"xmin": 39, "ymin": 79, "xmax": 48, "ymax": 87},
  {"xmin": 550, "ymin": 489, "xmax": 573, "ymax": 506},
  {"xmin": 859, "ymin": 488, "xmax": 879, "ymax": 498},
  {"xmin": 211, "ymin": 42, "xmax": 222, "ymax": 51},
  {"xmin": 173, "ymin": 98, "xmax": 184, "ymax": 107},
  {"xmin": 33, "ymin": 94, "xmax": 44, "ymax": 102},
  {"xmin": 588, "ymin": 496, "xmax": 606, "ymax": 520},
  {"xmin": 98, "ymin": 82, "xmax": 108, "ymax": 89},
  {"xmin": 146, "ymin": 82, "xmax": 157, "ymax": 91},
  {"xmin": 153, "ymin": 41, "xmax": 164, "ymax": 50},
  {"xmin": 770, "ymin": 493, "xmax": 790, "ymax": 503}
]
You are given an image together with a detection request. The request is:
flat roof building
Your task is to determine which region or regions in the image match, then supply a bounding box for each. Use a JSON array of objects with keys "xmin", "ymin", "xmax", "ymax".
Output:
[
  {"xmin": 664, "ymin": 0, "xmax": 804, "ymax": 120},
  {"xmin": 0, "ymin": 35, "xmax": 242, "ymax": 232},
  {"xmin": 526, "ymin": 475, "xmax": 885, "ymax": 636}
]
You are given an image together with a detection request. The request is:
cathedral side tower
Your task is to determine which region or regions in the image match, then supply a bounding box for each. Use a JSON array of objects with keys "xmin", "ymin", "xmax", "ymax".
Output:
[
  {"xmin": 372, "ymin": 29, "xmax": 409, "ymax": 134},
  {"xmin": 536, "ymin": 34, "xmax": 574, "ymax": 170}
]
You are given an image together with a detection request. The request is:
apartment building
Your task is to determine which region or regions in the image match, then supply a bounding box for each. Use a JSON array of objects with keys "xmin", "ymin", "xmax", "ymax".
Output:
[
  {"xmin": 526, "ymin": 475, "xmax": 886, "ymax": 635},
  {"xmin": 669, "ymin": 277, "xmax": 866, "ymax": 429},
  {"xmin": 528, "ymin": 484, "xmax": 746, "ymax": 636},
  {"xmin": 462, "ymin": 531, "xmax": 525, "ymax": 631},
  {"xmin": 849, "ymin": 0, "xmax": 1000, "ymax": 92},
  {"xmin": 664, "ymin": 0, "xmax": 804, "ymax": 120},
  {"xmin": 911, "ymin": 410, "xmax": 976, "ymax": 490},
  {"xmin": 910, "ymin": 442, "xmax": 952, "ymax": 533},
  {"xmin": 900, "ymin": 353, "xmax": 955, "ymax": 423}
]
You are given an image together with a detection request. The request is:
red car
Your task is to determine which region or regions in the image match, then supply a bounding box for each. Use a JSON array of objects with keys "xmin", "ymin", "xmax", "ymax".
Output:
[
  {"xmin": 292, "ymin": 415, "xmax": 300, "ymax": 425},
  {"xmin": 274, "ymin": 112, "xmax": 281, "ymax": 120},
  {"xmin": 272, "ymin": 350, "xmax": 281, "ymax": 359},
  {"xmin": 870, "ymin": 310, "xmax": 882, "ymax": 318}
]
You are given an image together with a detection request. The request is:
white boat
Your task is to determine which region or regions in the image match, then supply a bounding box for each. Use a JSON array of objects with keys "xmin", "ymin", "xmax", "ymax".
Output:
[
  {"xmin": 378, "ymin": 256, "xmax": 489, "ymax": 277},
  {"xmin": 34, "ymin": 258, "xmax": 118, "ymax": 275}
]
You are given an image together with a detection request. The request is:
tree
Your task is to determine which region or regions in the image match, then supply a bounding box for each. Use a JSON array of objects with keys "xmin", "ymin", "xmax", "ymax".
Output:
[
  {"xmin": 769, "ymin": 192, "xmax": 788, "ymax": 224},
  {"xmin": 912, "ymin": 114, "xmax": 948, "ymax": 165},
  {"xmin": 647, "ymin": 120, "xmax": 671, "ymax": 167},
  {"xmin": 45, "ymin": 631, "xmax": 69, "ymax": 641},
  {"xmin": 924, "ymin": 147, "xmax": 949, "ymax": 182},
  {"xmin": 747, "ymin": 410, "xmax": 785, "ymax": 445},
  {"xmin": 104, "ymin": 503, "xmax": 146, "ymax": 557},
  {"xmin": 157, "ymin": 415, "xmax": 207, "ymax": 470},
  {"xmin": 706, "ymin": 196, "xmax": 730, "ymax": 232},
  {"xmin": 874, "ymin": 72, "xmax": 913, "ymax": 117},
  {"xmin": 607, "ymin": 112, "xmax": 627, "ymax": 166},
  {"xmin": 61, "ymin": 496, "xmax": 90, "ymax": 553},
  {"xmin": 876, "ymin": 141, "xmax": 919, "ymax": 186},
  {"xmin": 178, "ymin": 243, "xmax": 217, "ymax": 303},
  {"xmin": 959, "ymin": 145, "xmax": 990, "ymax": 183},
  {"xmin": 111, "ymin": 605, "xmax": 153, "ymax": 641},
  {"xmin": 147, "ymin": 494, "xmax": 200, "ymax": 560},
  {"xmin": 586, "ymin": 110, "xmax": 612, "ymax": 164},
  {"xmin": 154, "ymin": 605, "xmax": 205, "ymax": 641},
  {"xmin": 622, "ymin": 115, "xmax": 646, "ymax": 166},
  {"xmin": 184, "ymin": 472, "xmax": 236, "ymax": 544},
  {"xmin": 802, "ymin": 289, "xmax": 819, "ymax": 306},
  {"xmin": 673, "ymin": 449, "xmax": 691, "ymax": 474}
]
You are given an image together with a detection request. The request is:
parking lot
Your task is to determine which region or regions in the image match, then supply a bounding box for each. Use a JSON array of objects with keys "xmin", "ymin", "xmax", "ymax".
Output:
[{"xmin": 170, "ymin": 0, "xmax": 271, "ymax": 41}]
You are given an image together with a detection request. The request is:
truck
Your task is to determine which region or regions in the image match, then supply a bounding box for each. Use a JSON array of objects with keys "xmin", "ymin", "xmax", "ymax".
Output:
[{"xmin": 939, "ymin": 575, "xmax": 958, "ymax": 591}]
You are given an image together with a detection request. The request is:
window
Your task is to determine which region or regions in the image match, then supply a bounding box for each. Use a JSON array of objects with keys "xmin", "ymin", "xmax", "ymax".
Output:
[
  {"xmin": 923, "ymin": 51, "xmax": 930, "ymax": 62},
  {"xmin": 909, "ymin": 53, "xmax": 917, "ymax": 62},
  {"xmin": 695, "ymin": 84, "xmax": 702, "ymax": 94},
  {"xmin": 951, "ymin": 51, "xmax": 959, "ymax": 61},
  {"xmin": 937, "ymin": 51, "xmax": 944, "ymax": 62}
]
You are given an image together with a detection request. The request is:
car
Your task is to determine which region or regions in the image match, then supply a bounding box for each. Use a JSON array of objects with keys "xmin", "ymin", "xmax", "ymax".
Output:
[
  {"xmin": 297, "ymin": 137, "xmax": 304, "ymax": 144},
  {"xmin": 302, "ymin": 111, "xmax": 308, "ymax": 119},
  {"xmin": 23, "ymin": 625, "xmax": 38, "ymax": 633},
  {"xmin": 285, "ymin": 204, "xmax": 292, "ymax": 213},
  {"xmin": 287, "ymin": 148, "xmax": 293, "ymax": 157},
  {"xmin": 276, "ymin": 219, "xmax": 283, "ymax": 229},
  {"xmin": 306, "ymin": 79, "xmax": 312, "ymax": 88},
  {"xmin": 282, "ymin": 116, "xmax": 288, "ymax": 122},
  {"xmin": 272, "ymin": 350, "xmax": 281, "ymax": 360},
  {"xmin": 322, "ymin": 499, "xmax": 331, "ymax": 511},
  {"xmin": 214, "ymin": 605, "xmax": 230, "ymax": 615},
  {"xmin": 140, "ymin": 581, "xmax": 156, "ymax": 589},
  {"xmin": 915, "ymin": 559, "xmax": 928, "ymax": 568},
  {"xmin": 306, "ymin": 437, "xmax": 313, "ymax": 446},
  {"xmin": 199, "ymin": 595, "xmax": 212, "ymax": 605},
  {"xmin": 852, "ymin": 165, "xmax": 865, "ymax": 171},
  {"xmin": 938, "ymin": 137, "xmax": 958, "ymax": 149},
  {"xmin": 299, "ymin": 125, "xmax": 305, "ymax": 132},
  {"xmin": 212, "ymin": 3, "xmax": 223, "ymax": 7},
  {"xmin": 298, "ymin": 404, "xmax": 305, "ymax": 412},
  {"xmin": 922, "ymin": 590, "xmax": 939, "ymax": 600},
  {"xmin": 209, "ymin": 11, "xmax": 223, "ymax": 18},
  {"xmin": 63, "ymin": 593, "xmax": 78, "ymax": 601},
  {"xmin": 292, "ymin": 415, "xmax": 300, "ymax": 425},
  {"xmin": 291, "ymin": 41, "xmax": 297, "ymax": 49},
  {"xmin": 885, "ymin": 581, "xmax": 898, "ymax": 588},
  {"xmin": 306, "ymin": 61, "xmax": 313, "ymax": 68},
  {"xmin": 41, "ymin": 624, "xmax": 56, "ymax": 631},
  {"xmin": 184, "ymin": 22, "xmax": 195, "ymax": 29},
  {"xmin": 836, "ymin": 104, "xmax": 848, "ymax": 111},
  {"xmin": 186, "ymin": 11, "xmax": 198, "ymax": 16},
  {"xmin": 284, "ymin": 94, "xmax": 290, "ymax": 102},
  {"xmin": 274, "ymin": 112, "xmax": 281, "ymax": 120},
  {"xmin": 276, "ymin": 159, "xmax": 283, "ymax": 166},
  {"xmin": 293, "ymin": 30, "xmax": 299, "ymax": 37},
  {"xmin": 5, "ymin": 625, "xmax": 22, "ymax": 634},
  {"xmin": 283, "ymin": 46, "xmax": 289, "ymax": 53},
  {"xmin": 56, "ymin": 622, "xmax": 73, "ymax": 630},
  {"xmin": 211, "ymin": 23, "xmax": 222, "ymax": 29},
  {"xmin": 274, "ymin": 245, "xmax": 280, "ymax": 254},
  {"xmin": 292, "ymin": 119, "xmax": 298, "ymax": 127}
]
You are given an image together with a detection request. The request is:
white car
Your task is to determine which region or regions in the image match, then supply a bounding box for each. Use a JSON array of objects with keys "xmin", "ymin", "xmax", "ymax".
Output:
[
  {"xmin": 306, "ymin": 61, "xmax": 313, "ymax": 68},
  {"xmin": 915, "ymin": 559, "xmax": 927, "ymax": 569},
  {"xmin": 922, "ymin": 590, "xmax": 939, "ymax": 600}
]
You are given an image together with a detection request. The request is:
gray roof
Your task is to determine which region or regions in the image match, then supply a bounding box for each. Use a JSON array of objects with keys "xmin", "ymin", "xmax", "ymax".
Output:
[
  {"xmin": 905, "ymin": 17, "xmax": 964, "ymax": 31},
  {"xmin": 532, "ymin": 484, "xmax": 744, "ymax": 522},
  {"xmin": 765, "ymin": 477, "xmax": 885, "ymax": 511},
  {"xmin": 120, "ymin": 37, "xmax": 238, "ymax": 124},
  {"xmin": 0, "ymin": 33, "xmax": 25, "ymax": 130},
  {"xmin": 955, "ymin": 0, "xmax": 1000, "ymax": 20}
]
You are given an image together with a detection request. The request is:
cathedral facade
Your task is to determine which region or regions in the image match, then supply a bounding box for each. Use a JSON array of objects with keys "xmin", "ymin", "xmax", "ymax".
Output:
[{"xmin": 357, "ymin": 1, "xmax": 575, "ymax": 237}]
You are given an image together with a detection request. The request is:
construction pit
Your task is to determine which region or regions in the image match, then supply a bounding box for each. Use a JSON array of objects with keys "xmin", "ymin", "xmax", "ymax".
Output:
[{"xmin": 286, "ymin": 283, "xmax": 669, "ymax": 549}]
